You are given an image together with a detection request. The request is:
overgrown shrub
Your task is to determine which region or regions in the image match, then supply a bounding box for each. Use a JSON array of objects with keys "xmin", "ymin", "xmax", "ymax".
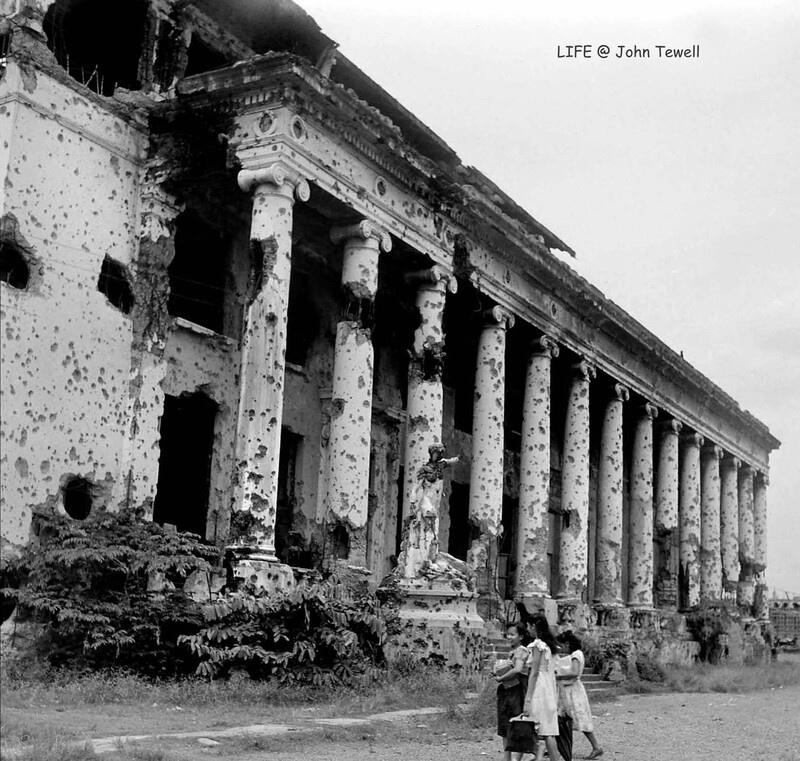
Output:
[
  {"xmin": 1, "ymin": 506, "xmax": 220, "ymax": 676},
  {"xmin": 686, "ymin": 600, "xmax": 739, "ymax": 663},
  {"xmin": 180, "ymin": 578, "xmax": 385, "ymax": 687}
]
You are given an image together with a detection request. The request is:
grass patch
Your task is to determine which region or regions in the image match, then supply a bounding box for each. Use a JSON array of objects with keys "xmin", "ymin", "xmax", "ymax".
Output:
[{"xmin": 661, "ymin": 658, "xmax": 800, "ymax": 693}]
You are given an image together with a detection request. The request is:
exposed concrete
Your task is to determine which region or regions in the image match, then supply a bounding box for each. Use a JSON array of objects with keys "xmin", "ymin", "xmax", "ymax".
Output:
[{"xmin": 628, "ymin": 403, "xmax": 658, "ymax": 608}]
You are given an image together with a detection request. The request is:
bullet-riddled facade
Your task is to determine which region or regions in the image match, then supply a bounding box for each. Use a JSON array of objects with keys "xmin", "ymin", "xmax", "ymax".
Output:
[{"xmin": 0, "ymin": 0, "xmax": 780, "ymax": 662}]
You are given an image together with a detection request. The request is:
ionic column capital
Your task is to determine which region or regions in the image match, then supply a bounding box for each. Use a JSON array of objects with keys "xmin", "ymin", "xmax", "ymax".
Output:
[
  {"xmin": 330, "ymin": 220, "xmax": 392, "ymax": 253},
  {"xmin": 405, "ymin": 265, "xmax": 458, "ymax": 293},
  {"xmin": 572, "ymin": 359, "xmax": 596, "ymax": 381},
  {"xmin": 702, "ymin": 444, "xmax": 724, "ymax": 460},
  {"xmin": 238, "ymin": 161, "xmax": 311, "ymax": 201},
  {"xmin": 482, "ymin": 305, "xmax": 515, "ymax": 330},
  {"xmin": 739, "ymin": 463, "xmax": 755, "ymax": 477},
  {"xmin": 722, "ymin": 455, "xmax": 740, "ymax": 471},
  {"xmin": 659, "ymin": 419, "xmax": 684, "ymax": 436},
  {"xmin": 609, "ymin": 383, "xmax": 630, "ymax": 403},
  {"xmin": 531, "ymin": 334, "xmax": 560, "ymax": 358},
  {"xmin": 640, "ymin": 402, "xmax": 659, "ymax": 420},
  {"xmin": 682, "ymin": 432, "xmax": 705, "ymax": 448},
  {"xmin": 756, "ymin": 471, "xmax": 769, "ymax": 486}
]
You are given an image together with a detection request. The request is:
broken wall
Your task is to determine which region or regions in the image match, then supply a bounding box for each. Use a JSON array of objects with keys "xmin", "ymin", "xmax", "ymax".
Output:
[{"xmin": 0, "ymin": 59, "xmax": 145, "ymax": 549}]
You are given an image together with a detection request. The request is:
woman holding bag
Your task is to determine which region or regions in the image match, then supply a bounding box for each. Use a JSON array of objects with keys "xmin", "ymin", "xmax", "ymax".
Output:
[{"xmin": 494, "ymin": 622, "xmax": 535, "ymax": 761}]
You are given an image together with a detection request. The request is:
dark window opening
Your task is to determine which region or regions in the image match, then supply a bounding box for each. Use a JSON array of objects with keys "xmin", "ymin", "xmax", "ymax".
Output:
[
  {"xmin": 184, "ymin": 34, "xmax": 231, "ymax": 77},
  {"xmin": 394, "ymin": 466, "xmax": 405, "ymax": 557},
  {"xmin": 97, "ymin": 256, "xmax": 134, "ymax": 314},
  {"xmin": 63, "ymin": 476, "xmax": 92, "ymax": 520},
  {"xmin": 285, "ymin": 271, "xmax": 317, "ymax": 366},
  {"xmin": 447, "ymin": 482, "xmax": 471, "ymax": 561},
  {"xmin": 0, "ymin": 32, "xmax": 10, "ymax": 76},
  {"xmin": 43, "ymin": 0, "xmax": 148, "ymax": 96},
  {"xmin": 275, "ymin": 430, "xmax": 303, "ymax": 565},
  {"xmin": 498, "ymin": 495, "xmax": 517, "ymax": 599},
  {"xmin": 169, "ymin": 210, "xmax": 229, "ymax": 334},
  {"xmin": 331, "ymin": 524, "xmax": 350, "ymax": 560},
  {"xmin": 153, "ymin": 392, "xmax": 217, "ymax": 537},
  {"xmin": 0, "ymin": 240, "xmax": 30, "ymax": 290}
]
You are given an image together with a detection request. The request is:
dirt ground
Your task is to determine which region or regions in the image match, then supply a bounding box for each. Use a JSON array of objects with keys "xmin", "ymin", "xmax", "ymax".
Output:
[{"xmin": 101, "ymin": 683, "xmax": 800, "ymax": 761}]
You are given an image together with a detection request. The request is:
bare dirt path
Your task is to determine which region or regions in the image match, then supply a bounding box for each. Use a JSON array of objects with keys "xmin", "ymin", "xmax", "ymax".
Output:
[{"xmin": 129, "ymin": 684, "xmax": 800, "ymax": 761}]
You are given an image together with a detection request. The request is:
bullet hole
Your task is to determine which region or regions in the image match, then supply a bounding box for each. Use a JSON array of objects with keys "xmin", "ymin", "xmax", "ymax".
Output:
[
  {"xmin": 0, "ymin": 240, "xmax": 30, "ymax": 290},
  {"xmin": 63, "ymin": 476, "xmax": 93, "ymax": 520},
  {"xmin": 97, "ymin": 256, "xmax": 134, "ymax": 314},
  {"xmin": 43, "ymin": 0, "xmax": 148, "ymax": 96}
]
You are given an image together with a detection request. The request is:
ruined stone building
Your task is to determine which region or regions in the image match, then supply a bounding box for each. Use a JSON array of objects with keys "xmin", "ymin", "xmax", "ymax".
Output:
[{"xmin": 0, "ymin": 0, "xmax": 780, "ymax": 664}]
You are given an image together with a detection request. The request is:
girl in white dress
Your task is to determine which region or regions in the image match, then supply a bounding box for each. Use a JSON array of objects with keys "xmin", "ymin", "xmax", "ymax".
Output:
[
  {"xmin": 523, "ymin": 616, "xmax": 566, "ymax": 761},
  {"xmin": 556, "ymin": 630, "xmax": 604, "ymax": 759}
]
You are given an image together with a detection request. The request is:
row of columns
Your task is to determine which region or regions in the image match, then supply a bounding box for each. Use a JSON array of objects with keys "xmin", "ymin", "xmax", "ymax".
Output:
[{"xmin": 229, "ymin": 161, "xmax": 768, "ymax": 616}]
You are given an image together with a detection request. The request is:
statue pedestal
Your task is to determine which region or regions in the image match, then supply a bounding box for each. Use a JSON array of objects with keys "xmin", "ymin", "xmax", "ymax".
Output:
[{"xmin": 382, "ymin": 577, "xmax": 486, "ymax": 672}]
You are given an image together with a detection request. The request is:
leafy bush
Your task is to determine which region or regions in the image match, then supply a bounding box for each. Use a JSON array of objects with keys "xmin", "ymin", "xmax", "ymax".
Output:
[
  {"xmin": 180, "ymin": 578, "xmax": 385, "ymax": 686},
  {"xmin": 685, "ymin": 600, "xmax": 739, "ymax": 663},
  {"xmin": 1, "ymin": 506, "xmax": 220, "ymax": 676}
]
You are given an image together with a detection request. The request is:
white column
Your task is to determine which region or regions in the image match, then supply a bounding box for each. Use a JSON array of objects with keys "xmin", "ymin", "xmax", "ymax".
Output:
[
  {"xmin": 654, "ymin": 419, "xmax": 682, "ymax": 609},
  {"xmin": 325, "ymin": 221, "xmax": 391, "ymax": 567},
  {"xmin": 754, "ymin": 471, "xmax": 769, "ymax": 620},
  {"xmin": 679, "ymin": 431, "xmax": 704, "ymax": 609},
  {"xmin": 594, "ymin": 383, "xmax": 629, "ymax": 605},
  {"xmin": 231, "ymin": 165, "xmax": 309, "ymax": 559},
  {"xmin": 557, "ymin": 359, "xmax": 595, "ymax": 600},
  {"xmin": 402, "ymin": 267, "xmax": 457, "ymax": 523},
  {"xmin": 737, "ymin": 464, "xmax": 755, "ymax": 609},
  {"xmin": 467, "ymin": 306, "xmax": 514, "ymax": 577},
  {"xmin": 720, "ymin": 455, "xmax": 741, "ymax": 600},
  {"xmin": 515, "ymin": 335, "xmax": 559, "ymax": 604},
  {"xmin": 628, "ymin": 403, "xmax": 658, "ymax": 607},
  {"xmin": 700, "ymin": 444, "xmax": 723, "ymax": 600}
]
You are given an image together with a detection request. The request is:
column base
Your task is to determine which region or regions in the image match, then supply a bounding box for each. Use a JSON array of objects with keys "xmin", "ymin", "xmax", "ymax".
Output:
[
  {"xmin": 737, "ymin": 580, "xmax": 755, "ymax": 610},
  {"xmin": 515, "ymin": 594, "xmax": 558, "ymax": 628},
  {"xmin": 593, "ymin": 602, "xmax": 630, "ymax": 631},
  {"xmin": 381, "ymin": 577, "xmax": 486, "ymax": 671},
  {"xmin": 227, "ymin": 549, "xmax": 295, "ymax": 594},
  {"xmin": 555, "ymin": 598, "xmax": 592, "ymax": 630},
  {"xmin": 627, "ymin": 606, "xmax": 657, "ymax": 632}
]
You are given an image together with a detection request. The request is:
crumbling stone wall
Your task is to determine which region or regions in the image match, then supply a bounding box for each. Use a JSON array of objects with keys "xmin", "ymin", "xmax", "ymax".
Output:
[{"xmin": 1, "ymin": 57, "xmax": 145, "ymax": 550}]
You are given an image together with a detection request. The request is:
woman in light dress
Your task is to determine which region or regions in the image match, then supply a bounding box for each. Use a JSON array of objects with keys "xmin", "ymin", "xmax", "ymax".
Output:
[
  {"xmin": 556, "ymin": 630, "xmax": 604, "ymax": 759},
  {"xmin": 523, "ymin": 615, "xmax": 567, "ymax": 761}
]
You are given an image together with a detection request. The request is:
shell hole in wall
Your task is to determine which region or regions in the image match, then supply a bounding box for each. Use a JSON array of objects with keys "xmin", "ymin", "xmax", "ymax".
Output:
[
  {"xmin": 63, "ymin": 476, "xmax": 93, "ymax": 520},
  {"xmin": 97, "ymin": 256, "xmax": 134, "ymax": 314},
  {"xmin": 43, "ymin": 0, "xmax": 148, "ymax": 96},
  {"xmin": 0, "ymin": 240, "xmax": 30, "ymax": 290}
]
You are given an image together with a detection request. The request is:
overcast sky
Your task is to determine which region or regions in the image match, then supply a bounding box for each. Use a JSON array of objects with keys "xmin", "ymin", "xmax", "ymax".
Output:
[{"xmin": 299, "ymin": 0, "xmax": 800, "ymax": 596}]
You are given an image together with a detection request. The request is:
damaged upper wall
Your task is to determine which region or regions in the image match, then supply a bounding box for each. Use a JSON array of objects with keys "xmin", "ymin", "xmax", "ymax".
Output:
[
  {"xmin": 0, "ymin": 51, "xmax": 146, "ymax": 548},
  {"xmin": 177, "ymin": 50, "xmax": 778, "ymax": 469}
]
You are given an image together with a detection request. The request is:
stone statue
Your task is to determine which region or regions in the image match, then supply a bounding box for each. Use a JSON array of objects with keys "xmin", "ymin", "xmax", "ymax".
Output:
[{"xmin": 396, "ymin": 445, "xmax": 467, "ymax": 581}]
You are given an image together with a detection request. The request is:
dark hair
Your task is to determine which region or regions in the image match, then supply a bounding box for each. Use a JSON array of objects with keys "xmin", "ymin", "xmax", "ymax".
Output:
[
  {"xmin": 528, "ymin": 615, "xmax": 558, "ymax": 653},
  {"xmin": 557, "ymin": 630, "xmax": 582, "ymax": 654},
  {"xmin": 507, "ymin": 621, "xmax": 532, "ymax": 646}
]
